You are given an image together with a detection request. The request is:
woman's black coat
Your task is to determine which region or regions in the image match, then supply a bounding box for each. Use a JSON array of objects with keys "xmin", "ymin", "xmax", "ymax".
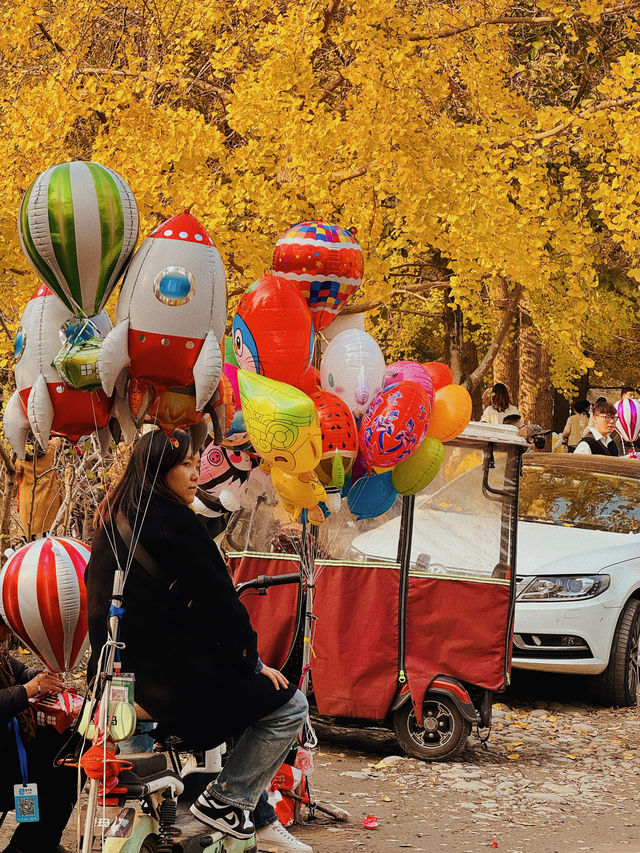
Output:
[{"xmin": 86, "ymin": 496, "xmax": 295, "ymax": 749}]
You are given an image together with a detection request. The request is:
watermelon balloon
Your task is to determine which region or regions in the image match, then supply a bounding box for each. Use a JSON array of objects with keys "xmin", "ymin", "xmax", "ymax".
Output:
[
  {"xmin": 273, "ymin": 220, "xmax": 364, "ymax": 331},
  {"xmin": 19, "ymin": 161, "xmax": 139, "ymax": 318},
  {"xmin": 0, "ymin": 536, "xmax": 91, "ymax": 672},
  {"xmin": 310, "ymin": 390, "xmax": 358, "ymax": 486}
]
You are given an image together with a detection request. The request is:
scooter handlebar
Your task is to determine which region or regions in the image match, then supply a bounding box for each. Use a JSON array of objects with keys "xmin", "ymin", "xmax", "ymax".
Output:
[{"xmin": 235, "ymin": 572, "xmax": 302, "ymax": 596}]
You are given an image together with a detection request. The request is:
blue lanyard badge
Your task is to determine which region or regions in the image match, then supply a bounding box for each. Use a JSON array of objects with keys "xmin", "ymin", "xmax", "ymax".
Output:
[{"xmin": 9, "ymin": 717, "xmax": 39, "ymax": 822}]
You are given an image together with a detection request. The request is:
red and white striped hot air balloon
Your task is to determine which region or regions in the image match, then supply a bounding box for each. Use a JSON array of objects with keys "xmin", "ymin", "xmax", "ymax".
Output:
[
  {"xmin": 0, "ymin": 536, "xmax": 90, "ymax": 673},
  {"xmin": 616, "ymin": 398, "xmax": 640, "ymax": 444}
]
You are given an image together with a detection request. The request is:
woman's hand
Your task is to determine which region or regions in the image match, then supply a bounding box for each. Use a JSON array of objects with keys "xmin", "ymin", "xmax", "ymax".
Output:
[
  {"xmin": 259, "ymin": 665, "xmax": 289, "ymax": 691},
  {"xmin": 24, "ymin": 671, "xmax": 64, "ymax": 699}
]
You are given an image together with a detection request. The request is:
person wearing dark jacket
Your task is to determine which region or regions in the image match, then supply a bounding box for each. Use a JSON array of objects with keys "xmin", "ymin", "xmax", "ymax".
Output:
[
  {"xmin": 0, "ymin": 616, "xmax": 76, "ymax": 853},
  {"xmin": 85, "ymin": 429, "xmax": 308, "ymax": 843},
  {"xmin": 574, "ymin": 401, "xmax": 620, "ymax": 456}
]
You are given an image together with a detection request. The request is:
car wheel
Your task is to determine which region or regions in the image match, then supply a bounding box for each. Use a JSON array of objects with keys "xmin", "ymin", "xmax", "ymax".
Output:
[
  {"xmin": 591, "ymin": 598, "xmax": 640, "ymax": 706},
  {"xmin": 392, "ymin": 693, "xmax": 471, "ymax": 760}
]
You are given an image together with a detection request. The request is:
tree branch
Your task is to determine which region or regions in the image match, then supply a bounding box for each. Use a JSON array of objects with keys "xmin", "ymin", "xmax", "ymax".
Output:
[
  {"xmin": 500, "ymin": 92, "xmax": 640, "ymax": 147},
  {"xmin": 464, "ymin": 283, "xmax": 524, "ymax": 391},
  {"xmin": 77, "ymin": 67, "xmax": 231, "ymax": 103},
  {"xmin": 409, "ymin": 2, "xmax": 640, "ymax": 42}
]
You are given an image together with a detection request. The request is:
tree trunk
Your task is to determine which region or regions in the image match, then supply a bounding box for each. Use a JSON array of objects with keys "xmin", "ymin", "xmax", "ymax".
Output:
[
  {"xmin": 442, "ymin": 292, "xmax": 483, "ymax": 417},
  {"xmin": 519, "ymin": 311, "xmax": 554, "ymax": 449},
  {"xmin": 492, "ymin": 280, "xmax": 520, "ymax": 407}
]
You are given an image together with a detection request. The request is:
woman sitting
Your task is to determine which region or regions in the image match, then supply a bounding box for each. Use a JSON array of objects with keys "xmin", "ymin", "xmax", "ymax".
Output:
[
  {"xmin": 85, "ymin": 430, "xmax": 308, "ymax": 842},
  {"xmin": 0, "ymin": 616, "xmax": 77, "ymax": 853}
]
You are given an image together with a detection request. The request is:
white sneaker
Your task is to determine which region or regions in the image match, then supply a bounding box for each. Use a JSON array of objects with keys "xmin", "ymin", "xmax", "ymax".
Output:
[{"xmin": 256, "ymin": 820, "xmax": 313, "ymax": 853}]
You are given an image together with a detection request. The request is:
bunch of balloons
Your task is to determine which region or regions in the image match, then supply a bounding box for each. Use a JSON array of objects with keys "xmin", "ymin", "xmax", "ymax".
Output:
[
  {"xmin": 5, "ymin": 160, "xmax": 231, "ymax": 458},
  {"xmin": 226, "ymin": 220, "xmax": 472, "ymax": 522},
  {"xmin": 5, "ymin": 162, "xmax": 139, "ymax": 457}
]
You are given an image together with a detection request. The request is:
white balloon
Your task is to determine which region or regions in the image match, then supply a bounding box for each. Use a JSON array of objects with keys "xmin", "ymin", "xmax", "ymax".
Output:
[{"xmin": 320, "ymin": 329, "xmax": 385, "ymax": 417}]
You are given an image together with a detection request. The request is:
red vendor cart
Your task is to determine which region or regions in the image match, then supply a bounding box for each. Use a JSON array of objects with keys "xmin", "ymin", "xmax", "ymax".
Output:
[{"xmin": 225, "ymin": 422, "xmax": 527, "ymax": 760}]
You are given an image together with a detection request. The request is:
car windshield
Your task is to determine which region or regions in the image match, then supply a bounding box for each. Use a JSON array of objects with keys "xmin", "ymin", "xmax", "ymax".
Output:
[{"xmin": 519, "ymin": 464, "xmax": 640, "ymax": 534}]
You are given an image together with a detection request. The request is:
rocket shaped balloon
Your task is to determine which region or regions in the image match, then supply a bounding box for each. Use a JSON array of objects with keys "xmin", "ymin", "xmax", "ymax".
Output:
[
  {"xmin": 98, "ymin": 211, "xmax": 227, "ymax": 413},
  {"xmin": 4, "ymin": 284, "xmax": 112, "ymax": 457}
]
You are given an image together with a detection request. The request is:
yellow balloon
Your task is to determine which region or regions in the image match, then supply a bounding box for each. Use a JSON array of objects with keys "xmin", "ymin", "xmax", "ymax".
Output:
[
  {"xmin": 271, "ymin": 467, "xmax": 327, "ymax": 523},
  {"xmin": 238, "ymin": 370, "xmax": 322, "ymax": 473}
]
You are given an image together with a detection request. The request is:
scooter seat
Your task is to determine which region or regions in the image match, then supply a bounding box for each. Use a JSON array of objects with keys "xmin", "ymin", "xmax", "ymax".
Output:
[{"xmin": 121, "ymin": 751, "xmax": 168, "ymax": 778}]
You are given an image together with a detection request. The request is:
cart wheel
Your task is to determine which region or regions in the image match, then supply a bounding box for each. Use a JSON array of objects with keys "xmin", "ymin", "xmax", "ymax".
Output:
[
  {"xmin": 140, "ymin": 837, "xmax": 159, "ymax": 853},
  {"xmin": 393, "ymin": 693, "xmax": 471, "ymax": 760}
]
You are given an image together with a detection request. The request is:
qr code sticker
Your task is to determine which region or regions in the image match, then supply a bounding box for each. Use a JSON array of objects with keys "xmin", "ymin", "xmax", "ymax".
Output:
[
  {"xmin": 18, "ymin": 797, "xmax": 36, "ymax": 817},
  {"xmin": 110, "ymin": 685, "xmax": 128, "ymax": 703}
]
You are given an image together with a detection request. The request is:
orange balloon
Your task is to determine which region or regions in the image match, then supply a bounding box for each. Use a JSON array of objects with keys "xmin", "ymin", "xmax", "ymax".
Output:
[
  {"xmin": 426, "ymin": 384, "xmax": 472, "ymax": 442},
  {"xmin": 423, "ymin": 362, "xmax": 453, "ymax": 392},
  {"xmin": 212, "ymin": 372, "xmax": 235, "ymax": 435},
  {"xmin": 146, "ymin": 386, "xmax": 203, "ymax": 435}
]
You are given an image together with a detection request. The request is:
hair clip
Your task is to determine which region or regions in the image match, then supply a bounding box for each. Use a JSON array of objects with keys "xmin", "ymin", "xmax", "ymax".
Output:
[{"xmin": 168, "ymin": 436, "xmax": 179, "ymax": 448}]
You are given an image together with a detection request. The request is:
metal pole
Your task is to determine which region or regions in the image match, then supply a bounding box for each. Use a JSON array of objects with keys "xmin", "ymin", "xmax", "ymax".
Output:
[{"xmin": 81, "ymin": 564, "xmax": 125, "ymax": 853}]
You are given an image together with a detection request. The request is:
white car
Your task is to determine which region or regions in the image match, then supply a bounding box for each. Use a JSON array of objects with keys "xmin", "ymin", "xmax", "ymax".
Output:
[{"xmin": 513, "ymin": 453, "xmax": 640, "ymax": 705}]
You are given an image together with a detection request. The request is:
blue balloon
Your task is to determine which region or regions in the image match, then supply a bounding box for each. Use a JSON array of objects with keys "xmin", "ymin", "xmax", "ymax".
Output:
[{"xmin": 347, "ymin": 471, "xmax": 398, "ymax": 520}]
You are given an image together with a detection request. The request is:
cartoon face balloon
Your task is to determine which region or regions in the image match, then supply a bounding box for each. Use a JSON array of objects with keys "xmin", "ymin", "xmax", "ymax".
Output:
[
  {"xmin": 271, "ymin": 467, "xmax": 328, "ymax": 524},
  {"xmin": 359, "ymin": 381, "xmax": 431, "ymax": 469},
  {"xmin": 237, "ymin": 370, "xmax": 322, "ymax": 473},
  {"xmin": 320, "ymin": 329, "xmax": 385, "ymax": 417},
  {"xmin": 273, "ymin": 220, "xmax": 364, "ymax": 331},
  {"xmin": 198, "ymin": 441, "xmax": 257, "ymax": 511},
  {"xmin": 232, "ymin": 275, "xmax": 314, "ymax": 387}
]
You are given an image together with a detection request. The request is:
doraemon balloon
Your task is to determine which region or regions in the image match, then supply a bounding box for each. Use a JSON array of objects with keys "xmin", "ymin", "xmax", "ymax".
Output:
[
  {"xmin": 232, "ymin": 275, "xmax": 314, "ymax": 387},
  {"xmin": 99, "ymin": 210, "xmax": 226, "ymax": 412},
  {"xmin": 320, "ymin": 328, "xmax": 385, "ymax": 417},
  {"xmin": 4, "ymin": 284, "xmax": 112, "ymax": 457}
]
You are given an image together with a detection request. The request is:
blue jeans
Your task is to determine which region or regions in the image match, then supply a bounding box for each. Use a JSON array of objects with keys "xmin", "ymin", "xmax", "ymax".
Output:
[
  {"xmin": 254, "ymin": 790, "xmax": 278, "ymax": 829},
  {"xmin": 204, "ymin": 689, "xmax": 308, "ymax": 811}
]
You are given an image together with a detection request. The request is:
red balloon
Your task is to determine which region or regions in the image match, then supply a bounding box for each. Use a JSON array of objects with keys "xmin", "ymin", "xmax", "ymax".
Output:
[
  {"xmin": 310, "ymin": 391, "xmax": 358, "ymax": 483},
  {"xmin": 423, "ymin": 362, "xmax": 453, "ymax": 391},
  {"xmin": 0, "ymin": 537, "xmax": 90, "ymax": 672},
  {"xmin": 296, "ymin": 365, "xmax": 321, "ymax": 396},
  {"xmin": 232, "ymin": 275, "xmax": 314, "ymax": 387},
  {"xmin": 359, "ymin": 381, "xmax": 431, "ymax": 469}
]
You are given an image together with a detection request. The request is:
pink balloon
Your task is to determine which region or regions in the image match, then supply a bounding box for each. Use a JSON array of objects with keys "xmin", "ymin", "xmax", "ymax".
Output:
[
  {"xmin": 223, "ymin": 362, "xmax": 241, "ymax": 411},
  {"xmin": 384, "ymin": 361, "xmax": 435, "ymax": 409},
  {"xmin": 616, "ymin": 398, "xmax": 640, "ymax": 442}
]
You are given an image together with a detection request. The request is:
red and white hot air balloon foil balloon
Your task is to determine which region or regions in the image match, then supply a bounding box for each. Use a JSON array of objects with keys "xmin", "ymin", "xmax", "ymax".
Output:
[
  {"xmin": 616, "ymin": 398, "xmax": 640, "ymax": 443},
  {"xmin": 0, "ymin": 536, "xmax": 90, "ymax": 672}
]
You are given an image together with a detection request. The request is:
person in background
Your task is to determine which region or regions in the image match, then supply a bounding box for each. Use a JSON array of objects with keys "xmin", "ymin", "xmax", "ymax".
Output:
[
  {"xmin": 15, "ymin": 438, "xmax": 63, "ymax": 540},
  {"xmin": 480, "ymin": 383, "xmax": 520, "ymax": 424},
  {"xmin": 519, "ymin": 424, "xmax": 551, "ymax": 452},
  {"xmin": 574, "ymin": 401, "xmax": 619, "ymax": 456},
  {"xmin": 561, "ymin": 400, "xmax": 590, "ymax": 453},
  {"xmin": 0, "ymin": 615, "xmax": 78, "ymax": 853}
]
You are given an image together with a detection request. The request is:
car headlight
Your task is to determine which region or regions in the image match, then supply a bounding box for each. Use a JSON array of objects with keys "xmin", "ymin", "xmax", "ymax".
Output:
[{"xmin": 518, "ymin": 575, "xmax": 611, "ymax": 601}]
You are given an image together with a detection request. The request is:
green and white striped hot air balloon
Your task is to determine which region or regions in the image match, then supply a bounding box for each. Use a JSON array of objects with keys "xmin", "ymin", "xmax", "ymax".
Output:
[{"xmin": 18, "ymin": 161, "xmax": 139, "ymax": 318}]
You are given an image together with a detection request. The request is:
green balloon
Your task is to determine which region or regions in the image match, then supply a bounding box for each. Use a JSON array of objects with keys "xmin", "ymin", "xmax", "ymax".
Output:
[
  {"xmin": 392, "ymin": 436, "xmax": 444, "ymax": 496},
  {"xmin": 19, "ymin": 161, "xmax": 138, "ymax": 317}
]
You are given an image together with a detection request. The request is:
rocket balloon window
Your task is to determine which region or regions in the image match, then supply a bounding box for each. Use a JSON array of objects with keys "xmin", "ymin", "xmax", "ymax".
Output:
[
  {"xmin": 153, "ymin": 266, "xmax": 195, "ymax": 306},
  {"xmin": 14, "ymin": 326, "xmax": 26, "ymax": 362}
]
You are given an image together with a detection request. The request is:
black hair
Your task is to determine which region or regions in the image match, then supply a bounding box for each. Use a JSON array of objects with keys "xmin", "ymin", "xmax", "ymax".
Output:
[
  {"xmin": 502, "ymin": 413, "xmax": 522, "ymax": 425},
  {"xmin": 491, "ymin": 383, "xmax": 510, "ymax": 413},
  {"xmin": 622, "ymin": 386, "xmax": 635, "ymax": 395},
  {"xmin": 574, "ymin": 399, "xmax": 590, "ymax": 414},
  {"xmin": 94, "ymin": 429, "xmax": 193, "ymax": 529}
]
